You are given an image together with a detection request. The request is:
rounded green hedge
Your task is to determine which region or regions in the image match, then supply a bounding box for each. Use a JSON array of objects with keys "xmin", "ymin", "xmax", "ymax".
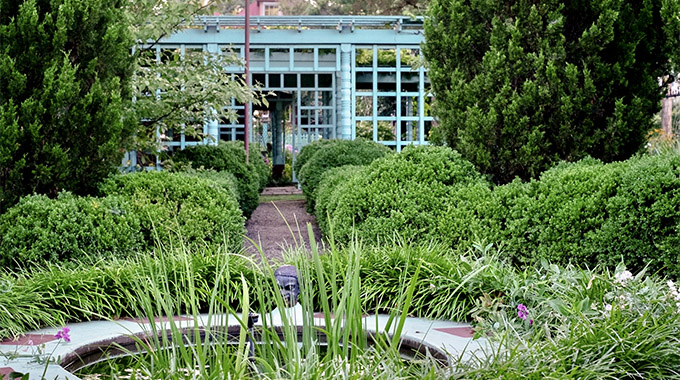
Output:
[
  {"xmin": 495, "ymin": 158, "xmax": 625, "ymax": 267},
  {"xmin": 298, "ymin": 139, "xmax": 392, "ymax": 211},
  {"xmin": 171, "ymin": 141, "xmax": 261, "ymax": 218},
  {"xmin": 99, "ymin": 171, "xmax": 245, "ymax": 252},
  {"xmin": 594, "ymin": 155, "xmax": 680, "ymax": 276},
  {"xmin": 314, "ymin": 165, "xmax": 365, "ymax": 235},
  {"xmin": 187, "ymin": 169, "xmax": 240, "ymax": 202},
  {"xmin": 250, "ymin": 146, "xmax": 271, "ymax": 192},
  {"xmin": 0, "ymin": 193, "xmax": 143, "ymax": 269},
  {"xmin": 495, "ymin": 155, "xmax": 680, "ymax": 277},
  {"xmin": 293, "ymin": 139, "xmax": 335, "ymax": 177},
  {"xmin": 324, "ymin": 145, "xmax": 489, "ymax": 246}
]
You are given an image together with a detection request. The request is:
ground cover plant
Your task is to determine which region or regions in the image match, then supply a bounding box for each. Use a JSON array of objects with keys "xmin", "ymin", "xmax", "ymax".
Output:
[{"xmin": 171, "ymin": 141, "xmax": 266, "ymax": 218}]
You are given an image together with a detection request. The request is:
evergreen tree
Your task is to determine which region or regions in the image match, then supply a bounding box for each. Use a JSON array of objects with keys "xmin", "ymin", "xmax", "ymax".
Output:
[
  {"xmin": 0, "ymin": 0, "xmax": 134, "ymax": 212},
  {"xmin": 424, "ymin": 0, "xmax": 680, "ymax": 183}
]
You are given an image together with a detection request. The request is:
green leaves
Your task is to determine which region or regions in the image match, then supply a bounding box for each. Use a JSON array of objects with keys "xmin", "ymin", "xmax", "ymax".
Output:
[
  {"xmin": 424, "ymin": 0, "xmax": 679, "ymax": 183},
  {"xmin": 0, "ymin": 0, "xmax": 134, "ymax": 212}
]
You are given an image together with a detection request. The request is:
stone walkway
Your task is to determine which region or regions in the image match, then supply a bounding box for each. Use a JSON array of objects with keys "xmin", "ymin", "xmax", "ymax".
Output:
[
  {"xmin": 244, "ymin": 186, "xmax": 323, "ymax": 262},
  {"xmin": 0, "ymin": 310, "xmax": 489, "ymax": 379}
]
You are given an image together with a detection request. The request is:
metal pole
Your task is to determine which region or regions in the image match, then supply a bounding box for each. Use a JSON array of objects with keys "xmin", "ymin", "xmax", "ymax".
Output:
[{"xmin": 244, "ymin": 0, "xmax": 251, "ymax": 163}]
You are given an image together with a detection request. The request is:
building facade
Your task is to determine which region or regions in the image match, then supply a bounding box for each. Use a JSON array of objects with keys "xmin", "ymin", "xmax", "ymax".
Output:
[{"xmin": 140, "ymin": 16, "xmax": 432, "ymax": 175}]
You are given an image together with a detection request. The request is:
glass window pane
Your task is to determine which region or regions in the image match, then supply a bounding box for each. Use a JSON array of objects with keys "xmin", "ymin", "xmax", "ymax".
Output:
[
  {"xmin": 294, "ymin": 48, "xmax": 314, "ymax": 68},
  {"xmin": 318, "ymin": 48, "xmax": 337, "ymax": 68},
  {"xmin": 269, "ymin": 48, "xmax": 289, "ymax": 68}
]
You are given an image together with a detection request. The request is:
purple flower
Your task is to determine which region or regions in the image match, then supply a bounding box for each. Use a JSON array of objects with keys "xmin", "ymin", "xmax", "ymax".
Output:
[
  {"xmin": 517, "ymin": 304, "xmax": 533, "ymax": 325},
  {"xmin": 54, "ymin": 327, "xmax": 70, "ymax": 342}
]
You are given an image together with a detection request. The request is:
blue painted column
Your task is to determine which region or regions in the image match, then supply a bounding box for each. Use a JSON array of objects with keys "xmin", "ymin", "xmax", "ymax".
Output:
[
  {"xmin": 206, "ymin": 43, "xmax": 220, "ymax": 145},
  {"xmin": 337, "ymin": 43, "xmax": 352, "ymax": 139}
]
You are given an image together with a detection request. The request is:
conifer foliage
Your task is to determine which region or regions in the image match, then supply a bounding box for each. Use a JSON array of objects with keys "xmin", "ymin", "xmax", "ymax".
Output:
[
  {"xmin": 424, "ymin": 0, "xmax": 680, "ymax": 183},
  {"xmin": 0, "ymin": 0, "xmax": 134, "ymax": 212}
]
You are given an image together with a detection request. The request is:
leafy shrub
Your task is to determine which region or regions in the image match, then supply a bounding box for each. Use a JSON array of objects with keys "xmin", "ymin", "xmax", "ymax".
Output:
[
  {"xmin": 293, "ymin": 139, "xmax": 334, "ymax": 177},
  {"xmin": 171, "ymin": 141, "xmax": 261, "ymax": 218},
  {"xmin": 496, "ymin": 158, "xmax": 626, "ymax": 267},
  {"xmin": 0, "ymin": 193, "xmax": 143, "ymax": 269},
  {"xmin": 99, "ymin": 171, "xmax": 245, "ymax": 252},
  {"xmin": 187, "ymin": 169, "xmax": 240, "ymax": 202},
  {"xmin": 314, "ymin": 165, "xmax": 364, "ymax": 235},
  {"xmin": 324, "ymin": 145, "xmax": 489, "ymax": 247},
  {"xmin": 424, "ymin": 0, "xmax": 679, "ymax": 183},
  {"xmin": 495, "ymin": 155, "xmax": 680, "ymax": 277},
  {"xmin": 594, "ymin": 155, "xmax": 680, "ymax": 277},
  {"xmin": 298, "ymin": 139, "xmax": 392, "ymax": 211},
  {"xmin": 249, "ymin": 143, "xmax": 271, "ymax": 191},
  {"xmin": 0, "ymin": 0, "xmax": 134, "ymax": 213}
]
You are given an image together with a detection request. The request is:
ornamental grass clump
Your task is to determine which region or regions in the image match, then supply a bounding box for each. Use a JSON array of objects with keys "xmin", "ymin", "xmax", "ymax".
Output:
[{"xmin": 77, "ymin": 230, "xmax": 438, "ymax": 379}]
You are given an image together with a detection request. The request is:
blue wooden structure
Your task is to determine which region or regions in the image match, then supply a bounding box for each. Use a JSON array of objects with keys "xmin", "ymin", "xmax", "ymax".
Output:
[{"xmin": 140, "ymin": 16, "xmax": 432, "ymax": 176}]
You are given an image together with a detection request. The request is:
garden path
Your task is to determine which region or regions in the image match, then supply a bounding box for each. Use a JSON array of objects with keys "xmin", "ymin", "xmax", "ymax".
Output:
[{"xmin": 244, "ymin": 186, "xmax": 323, "ymax": 263}]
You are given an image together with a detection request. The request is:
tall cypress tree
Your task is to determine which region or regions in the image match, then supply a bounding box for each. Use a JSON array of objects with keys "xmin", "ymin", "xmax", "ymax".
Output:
[
  {"xmin": 0, "ymin": 0, "xmax": 134, "ymax": 212},
  {"xmin": 424, "ymin": 0, "xmax": 680, "ymax": 183}
]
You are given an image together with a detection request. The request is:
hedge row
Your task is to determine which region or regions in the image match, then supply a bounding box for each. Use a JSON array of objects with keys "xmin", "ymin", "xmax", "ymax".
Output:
[
  {"xmin": 492, "ymin": 155, "xmax": 680, "ymax": 275},
  {"xmin": 0, "ymin": 171, "xmax": 245, "ymax": 270},
  {"xmin": 0, "ymin": 193, "xmax": 144, "ymax": 268},
  {"xmin": 297, "ymin": 139, "xmax": 392, "ymax": 212},
  {"xmin": 171, "ymin": 141, "xmax": 269, "ymax": 218},
  {"xmin": 316, "ymin": 146, "xmax": 491, "ymax": 250},
  {"xmin": 99, "ymin": 171, "xmax": 245, "ymax": 250},
  {"xmin": 315, "ymin": 145, "xmax": 680, "ymax": 277}
]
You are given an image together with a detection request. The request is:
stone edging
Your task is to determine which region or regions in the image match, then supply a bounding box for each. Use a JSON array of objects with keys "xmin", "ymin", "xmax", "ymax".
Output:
[{"xmin": 0, "ymin": 311, "xmax": 488, "ymax": 379}]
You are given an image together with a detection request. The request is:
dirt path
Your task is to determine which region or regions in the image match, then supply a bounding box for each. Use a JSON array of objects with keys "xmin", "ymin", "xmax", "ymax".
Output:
[{"xmin": 244, "ymin": 187, "xmax": 323, "ymax": 263}]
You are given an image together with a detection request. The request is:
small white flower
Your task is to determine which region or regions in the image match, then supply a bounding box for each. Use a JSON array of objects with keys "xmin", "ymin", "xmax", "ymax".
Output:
[
  {"xmin": 614, "ymin": 270, "xmax": 633, "ymax": 285},
  {"xmin": 604, "ymin": 304, "xmax": 613, "ymax": 312}
]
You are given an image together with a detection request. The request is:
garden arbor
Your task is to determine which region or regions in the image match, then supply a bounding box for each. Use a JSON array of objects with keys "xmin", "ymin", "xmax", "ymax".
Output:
[{"xmin": 145, "ymin": 16, "xmax": 432, "ymax": 176}]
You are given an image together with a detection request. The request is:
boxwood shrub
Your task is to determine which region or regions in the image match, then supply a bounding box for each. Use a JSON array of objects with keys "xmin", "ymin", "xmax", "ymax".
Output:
[
  {"xmin": 493, "ymin": 155, "xmax": 680, "ymax": 276},
  {"xmin": 293, "ymin": 139, "xmax": 334, "ymax": 177},
  {"xmin": 593, "ymin": 155, "xmax": 680, "ymax": 276},
  {"xmin": 99, "ymin": 171, "xmax": 245, "ymax": 252},
  {"xmin": 324, "ymin": 145, "xmax": 491, "ymax": 247},
  {"xmin": 0, "ymin": 193, "xmax": 143, "ymax": 269},
  {"xmin": 314, "ymin": 165, "xmax": 365, "ymax": 235},
  {"xmin": 187, "ymin": 169, "xmax": 240, "ymax": 202},
  {"xmin": 298, "ymin": 139, "xmax": 392, "ymax": 211},
  {"xmin": 172, "ymin": 141, "xmax": 261, "ymax": 218},
  {"xmin": 499, "ymin": 158, "xmax": 625, "ymax": 266}
]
